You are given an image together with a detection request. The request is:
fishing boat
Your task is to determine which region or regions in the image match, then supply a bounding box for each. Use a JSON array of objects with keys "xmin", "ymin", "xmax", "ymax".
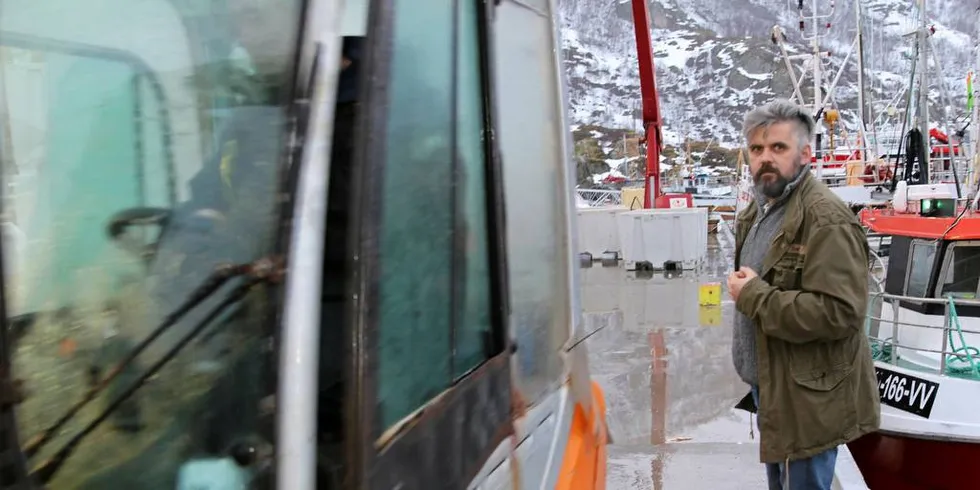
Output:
[
  {"xmin": 844, "ymin": 2, "xmax": 980, "ymax": 488},
  {"xmin": 849, "ymin": 183, "xmax": 980, "ymax": 490}
]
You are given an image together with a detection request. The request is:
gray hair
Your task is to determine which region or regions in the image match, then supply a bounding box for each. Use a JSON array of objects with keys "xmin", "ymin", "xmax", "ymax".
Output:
[{"xmin": 741, "ymin": 99, "xmax": 815, "ymax": 150}]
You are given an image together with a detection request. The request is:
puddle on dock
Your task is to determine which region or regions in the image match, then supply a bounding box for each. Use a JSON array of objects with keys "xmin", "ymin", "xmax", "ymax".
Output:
[{"xmin": 581, "ymin": 228, "xmax": 768, "ymax": 489}]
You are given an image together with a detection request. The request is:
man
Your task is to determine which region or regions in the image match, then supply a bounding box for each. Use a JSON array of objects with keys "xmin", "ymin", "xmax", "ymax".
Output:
[{"xmin": 727, "ymin": 99, "xmax": 880, "ymax": 489}]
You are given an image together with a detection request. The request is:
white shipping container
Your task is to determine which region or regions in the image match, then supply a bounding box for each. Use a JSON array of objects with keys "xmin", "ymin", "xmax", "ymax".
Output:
[{"xmin": 576, "ymin": 206, "xmax": 626, "ymax": 257}]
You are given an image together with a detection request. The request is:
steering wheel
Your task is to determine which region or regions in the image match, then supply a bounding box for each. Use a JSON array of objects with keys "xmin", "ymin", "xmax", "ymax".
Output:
[{"xmin": 105, "ymin": 207, "xmax": 172, "ymax": 265}]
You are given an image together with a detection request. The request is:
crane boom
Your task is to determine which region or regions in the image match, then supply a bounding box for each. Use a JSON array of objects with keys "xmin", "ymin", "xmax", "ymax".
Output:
[
  {"xmin": 630, "ymin": 0, "xmax": 691, "ymax": 209},
  {"xmin": 630, "ymin": 0, "xmax": 662, "ymax": 208}
]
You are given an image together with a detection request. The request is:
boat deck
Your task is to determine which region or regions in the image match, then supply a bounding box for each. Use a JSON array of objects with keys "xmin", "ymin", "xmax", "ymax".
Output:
[{"xmin": 580, "ymin": 228, "xmax": 768, "ymax": 488}]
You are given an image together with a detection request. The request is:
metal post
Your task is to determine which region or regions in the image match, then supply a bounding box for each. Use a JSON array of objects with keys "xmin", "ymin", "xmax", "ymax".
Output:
[
  {"xmin": 772, "ymin": 27, "xmax": 807, "ymax": 105},
  {"xmin": 810, "ymin": 0, "xmax": 824, "ymax": 180},
  {"xmin": 970, "ymin": 6, "xmax": 980, "ymax": 194},
  {"xmin": 926, "ymin": 35, "xmax": 962, "ymax": 196},
  {"xmin": 918, "ymin": 0, "xmax": 931, "ymax": 182},
  {"xmin": 276, "ymin": 1, "xmax": 345, "ymax": 489},
  {"xmin": 891, "ymin": 302, "xmax": 900, "ymax": 364},
  {"xmin": 940, "ymin": 303, "xmax": 949, "ymax": 375}
]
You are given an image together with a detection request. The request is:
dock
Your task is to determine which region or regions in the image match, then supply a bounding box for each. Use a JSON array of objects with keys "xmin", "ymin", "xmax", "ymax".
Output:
[{"xmin": 581, "ymin": 229, "xmax": 768, "ymax": 488}]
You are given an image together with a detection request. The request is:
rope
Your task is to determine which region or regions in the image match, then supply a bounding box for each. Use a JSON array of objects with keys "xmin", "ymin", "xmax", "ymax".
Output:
[
  {"xmin": 870, "ymin": 337, "xmax": 894, "ymax": 361},
  {"xmin": 944, "ymin": 294, "xmax": 980, "ymax": 377}
]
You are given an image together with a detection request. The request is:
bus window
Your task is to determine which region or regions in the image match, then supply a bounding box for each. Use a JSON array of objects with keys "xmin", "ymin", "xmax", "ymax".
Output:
[
  {"xmin": 454, "ymin": 0, "xmax": 493, "ymax": 379},
  {"xmin": 0, "ymin": 0, "xmax": 301, "ymax": 488},
  {"xmin": 373, "ymin": 0, "xmax": 496, "ymax": 430}
]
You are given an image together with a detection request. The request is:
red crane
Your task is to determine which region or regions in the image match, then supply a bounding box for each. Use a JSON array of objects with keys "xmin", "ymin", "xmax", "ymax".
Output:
[{"xmin": 630, "ymin": 0, "xmax": 693, "ymax": 209}]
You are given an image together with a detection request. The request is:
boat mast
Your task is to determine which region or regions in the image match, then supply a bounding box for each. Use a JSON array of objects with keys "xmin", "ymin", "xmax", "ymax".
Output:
[
  {"xmin": 801, "ymin": 0, "xmax": 835, "ymax": 180},
  {"xmin": 971, "ymin": 6, "xmax": 980, "ymax": 197},
  {"xmin": 855, "ymin": 0, "xmax": 868, "ymax": 162},
  {"xmin": 916, "ymin": 0, "xmax": 930, "ymax": 182},
  {"xmin": 772, "ymin": 0, "xmax": 874, "ymax": 181}
]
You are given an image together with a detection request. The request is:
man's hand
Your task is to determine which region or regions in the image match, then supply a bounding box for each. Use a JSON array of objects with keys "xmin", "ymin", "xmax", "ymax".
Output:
[{"xmin": 727, "ymin": 267, "xmax": 759, "ymax": 302}]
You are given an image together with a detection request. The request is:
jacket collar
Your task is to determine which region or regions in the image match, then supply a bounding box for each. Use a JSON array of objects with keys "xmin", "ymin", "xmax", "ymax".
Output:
[{"xmin": 737, "ymin": 168, "xmax": 813, "ymax": 244}]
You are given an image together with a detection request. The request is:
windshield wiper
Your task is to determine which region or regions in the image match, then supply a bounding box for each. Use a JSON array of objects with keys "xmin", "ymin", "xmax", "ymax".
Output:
[{"xmin": 23, "ymin": 256, "xmax": 282, "ymax": 484}]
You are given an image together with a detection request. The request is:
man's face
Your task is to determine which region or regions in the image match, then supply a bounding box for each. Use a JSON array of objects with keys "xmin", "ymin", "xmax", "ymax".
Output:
[{"xmin": 746, "ymin": 121, "xmax": 811, "ymax": 199}]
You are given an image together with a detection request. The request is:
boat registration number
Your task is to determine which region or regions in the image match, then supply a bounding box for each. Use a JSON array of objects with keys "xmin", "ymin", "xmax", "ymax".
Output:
[{"xmin": 875, "ymin": 366, "xmax": 939, "ymax": 418}]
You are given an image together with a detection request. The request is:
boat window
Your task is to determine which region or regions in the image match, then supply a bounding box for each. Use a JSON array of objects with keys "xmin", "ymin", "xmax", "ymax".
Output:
[
  {"xmin": 376, "ymin": 0, "xmax": 495, "ymax": 429},
  {"xmin": 0, "ymin": 0, "xmax": 301, "ymax": 487},
  {"xmin": 905, "ymin": 240, "xmax": 937, "ymax": 297},
  {"xmin": 938, "ymin": 243, "xmax": 980, "ymax": 299}
]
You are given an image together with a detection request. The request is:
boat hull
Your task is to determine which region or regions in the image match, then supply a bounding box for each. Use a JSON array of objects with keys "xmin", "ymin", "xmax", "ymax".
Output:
[{"xmin": 848, "ymin": 432, "xmax": 980, "ymax": 490}]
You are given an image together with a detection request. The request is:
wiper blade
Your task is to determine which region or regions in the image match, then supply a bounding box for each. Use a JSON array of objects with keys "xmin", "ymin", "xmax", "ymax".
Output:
[{"xmin": 23, "ymin": 257, "xmax": 282, "ymax": 483}]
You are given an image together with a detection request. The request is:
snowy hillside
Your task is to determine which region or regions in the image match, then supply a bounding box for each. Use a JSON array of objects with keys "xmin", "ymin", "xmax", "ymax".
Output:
[{"xmin": 559, "ymin": 0, "xmax": 976, "ymax": 150}]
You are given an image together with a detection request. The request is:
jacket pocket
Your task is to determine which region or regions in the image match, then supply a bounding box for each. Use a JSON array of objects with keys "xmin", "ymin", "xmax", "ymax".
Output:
[
  {"xmin": 786, "ymin": 345, "xmax": 857, "ymax": 448},
  {"xmin": 771, "ymin": 260, "xmax": 803, "ymax": 290},
  {"xmin": 790, "ymin": 340, "xmax": 855, "ymax": 390},
  {"xmin": 792, "ymin": 362, "xmax": 852, "ymax": 391},
  {"xmin": 770, "ymin": 246, "xmax": 806, "ymax": 290}
]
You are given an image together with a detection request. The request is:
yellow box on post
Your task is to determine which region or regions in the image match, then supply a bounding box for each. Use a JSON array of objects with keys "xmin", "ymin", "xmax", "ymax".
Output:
[{"xmin": 699, "ymin": 283, "xmax": 721, "ymax": 306}]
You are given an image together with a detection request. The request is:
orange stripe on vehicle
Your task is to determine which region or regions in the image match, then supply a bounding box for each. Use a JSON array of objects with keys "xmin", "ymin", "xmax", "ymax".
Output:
[{"xmin": 555, "ymin": 380, "xmax": 609, "ymax": 490}]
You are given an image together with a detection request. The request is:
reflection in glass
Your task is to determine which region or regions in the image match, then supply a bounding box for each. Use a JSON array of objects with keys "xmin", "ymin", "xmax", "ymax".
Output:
[
  {"xmin": 0, "ymin": 0, "xmax": 300, "ymax": 487},
  {"xmin": 493, "ymin": 0, "xmax": 570, "ymax": 404}
]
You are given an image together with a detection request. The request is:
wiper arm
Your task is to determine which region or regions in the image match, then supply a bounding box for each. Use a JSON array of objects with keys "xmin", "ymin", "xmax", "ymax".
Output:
[
  {"xmin": 22, "ymin": 261, "xmax": 253, "ymax": 457},
  {"xmin": 23, "ymin": 257, "xmax": 282, "ymax": 483}
]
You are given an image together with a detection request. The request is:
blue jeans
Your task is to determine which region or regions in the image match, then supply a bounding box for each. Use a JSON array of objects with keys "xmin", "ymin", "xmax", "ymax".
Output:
[{"xmin": 751, "ymin": 386, "xmax": 837, "ymax": 490}]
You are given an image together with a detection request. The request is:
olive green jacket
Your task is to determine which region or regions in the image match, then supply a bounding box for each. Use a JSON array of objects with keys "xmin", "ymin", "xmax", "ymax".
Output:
[{"xmin": 734, "ymin": 171, "xmax": 880, "ymax": 463}]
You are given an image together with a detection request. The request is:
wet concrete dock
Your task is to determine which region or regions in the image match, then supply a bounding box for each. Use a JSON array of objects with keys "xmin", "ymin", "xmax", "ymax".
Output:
[{"xmin": 580, "ymin": 226, "xmax": 768, "ymax": 489}]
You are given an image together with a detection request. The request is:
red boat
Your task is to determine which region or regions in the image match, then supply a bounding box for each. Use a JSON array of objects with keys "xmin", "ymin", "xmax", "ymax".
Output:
[{"xmin": 850, "ymin": 181, "xmax": 980, "ymax": 490}]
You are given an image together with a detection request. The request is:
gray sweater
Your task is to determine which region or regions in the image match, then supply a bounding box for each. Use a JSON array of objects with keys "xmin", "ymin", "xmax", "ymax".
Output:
[{"xmin": 732, "ymin": 168, "xmax": 808, "ymax": 386}]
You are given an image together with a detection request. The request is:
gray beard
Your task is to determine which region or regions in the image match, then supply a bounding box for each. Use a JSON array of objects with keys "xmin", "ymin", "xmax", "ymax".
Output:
[{"xmin": 754, "ymin": 157, "xmax": 802, "ymax": 199}]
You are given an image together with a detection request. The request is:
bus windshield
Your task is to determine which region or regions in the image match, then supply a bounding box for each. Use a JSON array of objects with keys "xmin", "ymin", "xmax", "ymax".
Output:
[{"xmin": 0, "ymin": 0, "xmax": 301, "ymax": 487}]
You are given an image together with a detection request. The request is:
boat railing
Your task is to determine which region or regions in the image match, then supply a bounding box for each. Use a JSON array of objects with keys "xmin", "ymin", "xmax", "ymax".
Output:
[
  {"xmin": 576, "ymin": 188, "xmax": 623, "ymax": 207},
  {"xmin": 866, "ymin": 290, "xmax": 980, "ymax": 379},
  {"xmin": 811, "ymin": 156, "xmax": 898, "ymax": 188},
  {"xmin": 927, "ymin": 169, "xmax": 972, "ymax": 191},
  {"xmin": 575, "ymin": 188, "xmax": 741, "ymax": 210}
]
